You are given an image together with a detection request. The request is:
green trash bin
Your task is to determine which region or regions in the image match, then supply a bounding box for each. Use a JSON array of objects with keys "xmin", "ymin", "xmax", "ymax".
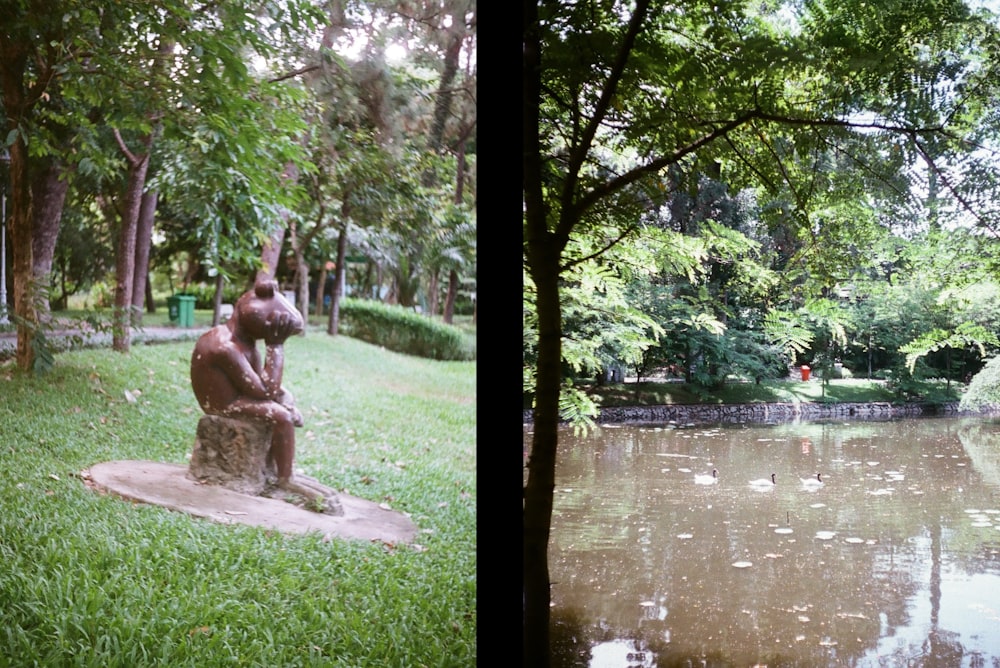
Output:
[
  {"xmin": 166, "ymin": 295, "xmax": 181, "ymax": 323},
  {"xmin": 176, "ymin": 295, "xmax": 196, "ymax": 328}
]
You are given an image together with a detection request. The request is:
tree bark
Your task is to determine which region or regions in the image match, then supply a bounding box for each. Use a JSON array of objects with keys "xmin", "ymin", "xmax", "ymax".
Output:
[
  {"xmin": 444, "ymin": 268, "xmax": 458, "ymax": 324},
  {"xmin": 286, "ymin": 216, "xmax": 312, "ymax": 331},
  {"xmin": 113, "ymin": 34, "xmax": 173, "ymax": 351},
  {"xmin": 2, "ymin": 33, "xmax": 38, "ymax": 371},
  {"xmin": 326, "ymin": 224, "xmax": 348, "ymax": 336},
  {"xmin": 523, "ymin": 242, "xmax": 562, "ymax": 668},
  {"xmin": 256, "ymin": 225, "xmax": 285, "ymax": 284},
  {"xmin": 256, "ymin": 162, "xmax": 299, "ymax": 285},
  {"xmin": 31, "ymin": 158, "xmax": 71, "ymax": 318},
  {"xmin": 212, "ymin": 272, "xmax": 224, "ymax": 326},
  {"xmin": 314, "ymin": 262, "xmax": 328, "ymax": 317},
  {"xmin": 8, "ymin": 136, "xmax": 36, "ymax": 372},
  {"xmin": 112, "ymin": 130, "xmax": 151, "ymax": 353},
  {"xmin": 427, "ymin": 269, "xmax": 439, "ymax": 318},
  {"xmin": 131, "ymin": 189, "xmax": 158, "ymax": 324}
]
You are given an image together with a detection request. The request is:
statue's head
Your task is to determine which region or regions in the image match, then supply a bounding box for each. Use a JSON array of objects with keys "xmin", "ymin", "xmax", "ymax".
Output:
[{"xmin": 231, "ymin": 279, "xmax": 304, "ymax": 342}]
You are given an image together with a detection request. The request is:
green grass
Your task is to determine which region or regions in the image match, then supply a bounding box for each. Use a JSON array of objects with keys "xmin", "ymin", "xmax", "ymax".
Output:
[{"xmin": 0, "ymin": 333, "xmax": 475, "ymax": 667}]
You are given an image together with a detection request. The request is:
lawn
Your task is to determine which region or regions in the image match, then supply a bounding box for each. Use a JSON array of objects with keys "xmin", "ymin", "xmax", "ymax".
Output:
[{"xmin": 0, "ymin": 332, "xmax": 476, "ymax": 667}]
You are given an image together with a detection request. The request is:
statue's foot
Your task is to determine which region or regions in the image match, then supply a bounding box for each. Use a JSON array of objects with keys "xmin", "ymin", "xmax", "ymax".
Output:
[{"xmin": 277, "ymin": 477, "xmax": 343, "ymax": 515}]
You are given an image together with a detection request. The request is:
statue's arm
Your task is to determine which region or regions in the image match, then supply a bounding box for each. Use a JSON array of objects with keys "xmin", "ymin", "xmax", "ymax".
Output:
[
  {"xmin": 261, "ymin": 344, "xmax": 285, "ymax": 399},
  {"xmin": 211, "ymin": 344, "xmax": 270, "ymax": 400},
  {"xmin": 259, "ymin": 311, "xmax": 302, "ymax": 399}
]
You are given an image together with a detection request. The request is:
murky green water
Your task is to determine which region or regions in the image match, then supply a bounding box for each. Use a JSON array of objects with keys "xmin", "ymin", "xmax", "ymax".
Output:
[{"xmin": 525, "ymin": 415, "xmax": 1000, "ymax": 667}]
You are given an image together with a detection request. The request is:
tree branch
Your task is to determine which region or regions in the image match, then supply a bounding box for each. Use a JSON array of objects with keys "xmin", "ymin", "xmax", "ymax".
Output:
[
  {"xmin": 112, "ymin": 128, "xmax": 141, "ymax": 167},
  {"xmin": 558, "ymin": 0, "xmax": 652, "ymax": 240},
  {"xmin": 268, "ymin": 64, "xmax": 320, "ymax": 84}
]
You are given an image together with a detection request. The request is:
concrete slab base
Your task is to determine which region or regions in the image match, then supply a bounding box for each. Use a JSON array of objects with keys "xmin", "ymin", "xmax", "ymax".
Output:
[{"xmin": 81, "ymin": 460, "xmax": 418, "ymax": 544}]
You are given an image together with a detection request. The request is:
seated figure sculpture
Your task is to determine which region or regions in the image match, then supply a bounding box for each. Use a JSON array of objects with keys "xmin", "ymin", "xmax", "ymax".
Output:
[{"xmin": 190, "ymin": 278, "xmax": 338, "ymax": 512}]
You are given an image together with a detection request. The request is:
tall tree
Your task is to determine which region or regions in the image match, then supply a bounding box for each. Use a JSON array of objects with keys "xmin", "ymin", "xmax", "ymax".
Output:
[
  {"xmin": 522, "ymin": 1, "xmax": 1000, "ymax": 665},
  {"xmin": 1, "ymin": 0, "xmax": 323, "ymax": 368}
]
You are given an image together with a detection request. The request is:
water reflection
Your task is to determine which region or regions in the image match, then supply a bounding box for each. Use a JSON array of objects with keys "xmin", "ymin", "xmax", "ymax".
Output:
[{"xmin": 526, "ymin": 416, "xmax": 1000, "ymax": 667}]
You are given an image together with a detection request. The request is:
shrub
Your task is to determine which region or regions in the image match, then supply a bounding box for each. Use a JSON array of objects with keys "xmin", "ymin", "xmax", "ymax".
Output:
[
  {"xmin": 961, "ymin": 356, "xmax": 1000, "ymax": 411},
  {"xmin": 338, "ymin": 298, "xmax": 476, "ymax": 361},
  {"xmin": 178, "ymin": 283, "xmax": 248, "ymax": 310}
]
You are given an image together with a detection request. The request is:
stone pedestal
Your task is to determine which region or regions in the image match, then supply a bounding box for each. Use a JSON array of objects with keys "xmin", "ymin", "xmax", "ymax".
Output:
[
  {"xmin": 188, "ymin": 414, "xmax": 276, "ymax": 495},
  {"xmin": 187, "ymin": 414, "xmax": 343, "ymax": 515}
]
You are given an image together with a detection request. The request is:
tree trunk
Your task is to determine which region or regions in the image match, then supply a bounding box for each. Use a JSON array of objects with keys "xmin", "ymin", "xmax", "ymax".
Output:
[
  {"xmin": 287, "ymin": 219, "xmax": 311, "ymax": 330},
  {"xmin": 112, "ymin": 34, "xmax": 173, "ymax": 351},
  {"xmin": 257, "ymin": 225, "xmax": 285, "ymax": 284},
  {"xmin": 523, "ymin": 244, "xmax": 562, "ymax": 668},
  {"xmin": 1, "ymin": 37, "xmax": 38, "ymax": 371},
  {"xmin": 296, "ymin": 258, "xmax": 310, "ymax": 330},
  {"xmin": 395, "ymin": 255, "xmax": 419, "ymax": 308},
  {"xmin": 8, "ymin": 136, "xmax": 36, "ymax": 372},
  {"xmin": 327, "ymin": 225, "xmax": 348, "ymax": 336},
  {"xmin": 256, "ymin": 162, "xmax": 299, "ymax": 285},
  {"xmin": 112, "ymin": 131, "xmax": 151, "ymax": 353},
  {"xmin": 315, "ymin": 263, "xmax": 328, "ymax": 317},
  {"xmin": 427, "ymin": 13, "xmax": 465, "ymax": 153},
  {"xmin": 523, "ymin": 0, "xmax": 565, "ymax": 662},
  {"xmin": 131, "ymin": 189, "xmax": 158, "ymax": 325},
  {"xmin": 443, "ymin": 268, "xmax": 458, "ymax": 324},
  {"xmin": 427, "ymin": 269, "xmax": 439, "ymax": 318},
  {"xmin": 145, "ymin": 273, "xmax": 155, "ymax": 314},
  {"xmin": 212, "ymin": 272, "xmax": 224, "ymax": 326},
  {"xmin": 31, "ymin": 158, "xmax": 71, "ymax": 318}
]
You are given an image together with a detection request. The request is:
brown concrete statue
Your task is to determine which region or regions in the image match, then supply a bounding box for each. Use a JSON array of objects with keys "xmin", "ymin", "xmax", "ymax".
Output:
[{"xmin": 190, "ymin": 279, "xmax": 339, "ymax": 512}]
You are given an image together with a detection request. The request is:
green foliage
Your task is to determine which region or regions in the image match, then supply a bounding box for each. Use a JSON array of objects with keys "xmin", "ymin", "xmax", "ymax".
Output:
[
  {"xmin": 764, "ymin": 310, "xmax": 814, "ymax": 359},
  {"xmin": 582, "ymin": 377, "xmax": 899, "ymax": 407},
  {"xmin": 177, "ymin": 283, "xmax": 248, "ymax": 310},
  {"xmin": 901, "ymin": 321, "xmax": 1000, "ymax": 373},
  {"xmin": 0, "ymin": 336, "xmax": 475, "ymax": 667},
  {"xmin": 960, "ymin": 356, "xmax": 1000, "ymax": 410},
  {"xmin": 338, "ymin": 298, "xmax": 475, "ymax": 361},
  {"xmin": 558, "ymin": 381, "xmax": 599, "ymax": 436}
]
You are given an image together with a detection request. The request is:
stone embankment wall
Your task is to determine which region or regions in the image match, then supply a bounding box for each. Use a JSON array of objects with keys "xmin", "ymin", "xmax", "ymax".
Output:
[{"xmin": 522, "ymin": 401, "xmax": 992, "ymax": 426}]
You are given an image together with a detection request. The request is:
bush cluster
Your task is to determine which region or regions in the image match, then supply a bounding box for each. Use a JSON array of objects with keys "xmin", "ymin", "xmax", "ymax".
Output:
[
  {"xmin": 177, "ymin": 283, "xmax": 248, "ymax": 310},
  {"xmin": 338, "ymin": 297, "xmax": 475, "ymax": 361}
]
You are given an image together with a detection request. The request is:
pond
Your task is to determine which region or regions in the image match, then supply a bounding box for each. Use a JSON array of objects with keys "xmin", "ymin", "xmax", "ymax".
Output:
[{"xmin": 524, "ymin": 415, "xmax": 1000, "ymax": 667}]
